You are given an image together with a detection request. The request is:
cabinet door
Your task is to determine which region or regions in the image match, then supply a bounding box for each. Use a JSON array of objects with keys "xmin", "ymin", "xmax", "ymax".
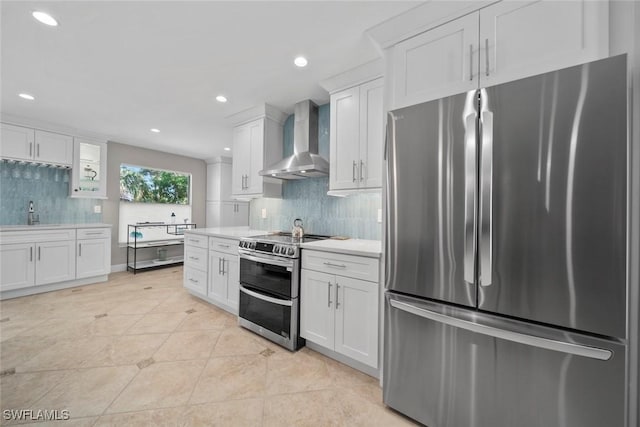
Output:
[
  {"xmin": 300, "ymin": 269, "xmax": 335, "ymax": 348},
  {"xmin": 34, "ymin": 130, "xmax": 73, "ymax": 166},
  {"xmin": 392, "ymin": 12, "xmax": 479, "ymax": 108},
  {"xmin": 0, "ymin": 243, "xmax": 35, "ymax": 291},
  {"xmin": 35, "ymin": 240, "xmax": 75, "ymax": 285},
  {"xmin": 232, "ymin": 125, "xmax": 250, "ymax": 195},
  {"xmin": 330, "ymin": 86, "xmax": 361, "ymax": 191},
  {"xmin": 71, "ymin": 139, "xmax": 107, "ymax": 199},
  {"xmin": 224, "ymin": 255, "xmax": 239, "ymax": 311},
  {"xmin": 208, "ymin": 250, "xmax": 227, "ymax": 302},
  {"xmin": 479, "ymin": 0, "xmax": 609, "ymax": 87},
  {"xmin": 246, "ymin": 119, "xmax": 265, "ymax": 194},
  {"xmin": 359, "ymin": 78, "xmax": 384, "ymax": 189},
  {"xmin": 334, "ymin": 276, "xmax": 378, "ymax": 368},
  {"xmin": 0, "ymin": 123, "xmax": 34, "ymax": 161},
  {"xmin": 233, "ymin": 202, "xmax": 249, "ymax": 227},
  {"xmin": 76, "ymin": 238, "xmax": 110, "ymax": 279}
]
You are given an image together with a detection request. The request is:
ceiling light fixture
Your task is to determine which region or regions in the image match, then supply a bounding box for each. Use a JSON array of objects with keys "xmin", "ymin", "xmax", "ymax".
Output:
[
  {"xmin": 32, "ymin": 11, "xmax": 58, "ymax": 26},
  {"xmin": 19, "ymin": 93, "xmax": 35, "ymax": 101},
  {"xmin": 150, "ymin": 128, "xmax": 160, "ymax": 133},
  {"xmin": 216, "ymin": 95, "xmax": 228, "ymax": 103},
  {"xmin": 224, "ymin": 147, "xmax": 231, "ymax": 151},
  {"xmin": 294, "ymin": 56, "xmax": 308, "ymax": 68}
]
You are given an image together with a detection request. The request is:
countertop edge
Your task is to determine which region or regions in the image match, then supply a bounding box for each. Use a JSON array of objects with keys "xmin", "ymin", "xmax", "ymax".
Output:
[
  {"xmin": 0, "ymin": 223, "xmax": 113, "ymax": 232},
  {"xmin": 300, "ymin": 241, "xmax": 382, "ymax": 259}
]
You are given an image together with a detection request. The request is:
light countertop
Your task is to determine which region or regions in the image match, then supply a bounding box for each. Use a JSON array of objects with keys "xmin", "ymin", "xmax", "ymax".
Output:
[
  {"xmin": 0, "ymin": 223, "xmax": 113, "ymax": 232},
  {"xmin": 183, "ymin": 226, "xmax": 269, "ymax": 240},
  {"xmin": 301, "ymin": 238, "xmax": 382, "ymax": 258}
]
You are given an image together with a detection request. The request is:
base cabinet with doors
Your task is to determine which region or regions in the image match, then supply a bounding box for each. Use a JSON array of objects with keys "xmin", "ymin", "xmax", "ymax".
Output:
[
  {"xmin": 390, "ymin": 0, "xmax": 609, "ymax": 108},
  {"xmin": 329, "ymin": 78, "xmax": 384, "ymax": 193},
  {"xmin": 300, "ymin": 249, "xmax": 379, "ymax": 368},
  {"xmin": 183, "ymin": 232, "xmax": 241, "ymax": 314},
  {"xmin": 0, "ymin": 226, "xmax": 111, "ymax": 299}
]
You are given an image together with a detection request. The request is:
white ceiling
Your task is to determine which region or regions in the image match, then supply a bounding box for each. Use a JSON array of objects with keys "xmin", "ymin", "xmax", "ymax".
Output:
[{"xmin": 1, "ymin": 1, "xmax": 421, "ymax": 160}]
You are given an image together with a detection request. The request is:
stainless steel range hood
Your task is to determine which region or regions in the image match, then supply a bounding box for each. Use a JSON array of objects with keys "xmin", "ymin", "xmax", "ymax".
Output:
[{"xmin": 259, "ymin": 100, "xmax": 329, "ymax": 180}]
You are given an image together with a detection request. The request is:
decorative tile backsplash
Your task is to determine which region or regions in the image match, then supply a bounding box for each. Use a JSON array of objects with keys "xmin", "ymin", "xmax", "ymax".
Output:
[
  {"xmin": 0, "ymin": 162, "xmax": 103, "ymax": 225},
  {"xmin": 249, "ymin": 103, "xmax": 382, "ymax": 240}
]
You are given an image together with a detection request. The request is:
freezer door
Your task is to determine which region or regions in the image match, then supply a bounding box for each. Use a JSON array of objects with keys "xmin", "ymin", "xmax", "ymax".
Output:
[
  {"xmin": 386, "ymin": 91, "xmax": 477, "ymax": 307},
  {"xmin": 383, "ymin": 292, "xmax": 626, "ymax": 427},
  {"xmin": 477, "ymin": 55, "xmax": 627, "ymax": 338}
]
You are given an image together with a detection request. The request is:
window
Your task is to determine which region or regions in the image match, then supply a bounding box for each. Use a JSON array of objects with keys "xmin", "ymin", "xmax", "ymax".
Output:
[
  {"xmin": 120, "ymin": 164, "xmax": 190, "ymax": 204},
  {"xmin": 118, "ymin": 164, "xmax": 192, "ymax": 244}
]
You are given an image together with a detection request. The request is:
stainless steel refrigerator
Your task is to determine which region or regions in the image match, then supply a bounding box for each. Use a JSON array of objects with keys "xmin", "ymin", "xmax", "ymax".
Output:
[{"xmin": 384, "ymin": 54, "xmax": 628, "ymax": 427}]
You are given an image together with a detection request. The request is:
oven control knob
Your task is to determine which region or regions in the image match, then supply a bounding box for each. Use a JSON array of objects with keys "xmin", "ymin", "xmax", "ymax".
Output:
[
  {"xmin": 273, "ymin": 245, "xmax": 280, "ymax": 254},
  {"xmin": 240, "ymin": 241, "xmax": 245, "ymax": 248},
  {"xmin": 287, "ymin": 247, "xmax": 295, "ymax": 256}
]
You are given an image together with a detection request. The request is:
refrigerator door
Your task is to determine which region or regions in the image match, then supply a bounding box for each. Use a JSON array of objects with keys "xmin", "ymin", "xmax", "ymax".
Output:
[
  {"xmin": 384, "ymin": 292, "xmax": 626, "ymax": 427},
  {"xmin": 477, "ymin": 55, "xmax": 627, "ymax": 339},
  {"xmin": 386, "ymin": 91, "xmax": 477, "ymax": 307}
]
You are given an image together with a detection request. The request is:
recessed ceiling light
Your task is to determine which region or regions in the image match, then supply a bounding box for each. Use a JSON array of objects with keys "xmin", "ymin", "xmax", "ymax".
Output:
[
  {"xmin": 216, "ymin": 95, "xmax": 228, "ymax": 103},
  {"xmin": 300, "ymin": 170, "xmax": 306, "ymax": 173},
  {"xmin": 223, "ymin": 147, "xmax": 231, "ymax": 151},
  {"xmin": 150, "ymin": 128, "xmax": 160, "ymax": 133},
  {"xmin": 32, "ymin": 11, "xmax": 58, "ymax": 26},
  {"xmin": 19, "ymin": 93, "xmax": 35, "ymax": 101},
  {"xmin": 294, "ymin": 56, "xmax": 308, "ymax": 68}
]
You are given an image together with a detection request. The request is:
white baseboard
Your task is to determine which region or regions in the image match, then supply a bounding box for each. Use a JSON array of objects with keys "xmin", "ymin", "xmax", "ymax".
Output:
[
  {"xmin": 305, "ymin": 341, "xmax": 380, "ymax": 379},
  {"xmin": 110, "ymin": 263, "xmax": 127, "ymax": 273},
  {"xmin": 1, "ymin": 275, "xmax": 109, "ymax": 300}
]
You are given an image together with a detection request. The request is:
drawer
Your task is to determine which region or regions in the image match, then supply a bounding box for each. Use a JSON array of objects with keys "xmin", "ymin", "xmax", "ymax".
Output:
[
  {"xmin": 77, "ymin": 228, "xmax": 110, "ymax": 239},
  {"xmin": 302, "ymin": 249, "xmax": 380, "ymax": 283},
  {"xmin": 184, "ymin": 266, "xmax": 207, "ymax": 295},
  {"xmin": 0, "ymin": 228, "xmax": 76, "ymax": 244},
  {"xmin": 184, "ymin": 245, "xmax": 207, "ymax": 271},
  {"xmin": 209, "ymin": 237, "xmax": 238, "ymax": 255},
  {"xmin": 184, "ymin": 234, "xmax": 208, "ymax": 249}
]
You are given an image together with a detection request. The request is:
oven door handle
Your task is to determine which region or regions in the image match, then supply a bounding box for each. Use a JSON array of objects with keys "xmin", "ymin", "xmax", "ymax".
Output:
[
  {"xmin": 240, "ymin": 285, "xmax": 293, "ymax": 307},
  {"xmin": 239, "ymin": 252, "xmax": 294, "ymax": 269}
]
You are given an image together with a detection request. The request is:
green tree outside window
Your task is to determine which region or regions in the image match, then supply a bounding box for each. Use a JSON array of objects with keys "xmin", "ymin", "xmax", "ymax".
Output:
[{"xmin": 120, "ymin": 165, "xmax": 190, "ymax": 204}]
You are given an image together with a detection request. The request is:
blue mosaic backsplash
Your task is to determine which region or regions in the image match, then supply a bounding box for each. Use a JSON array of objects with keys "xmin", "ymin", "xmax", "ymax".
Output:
[
  {"xmin": 0, "ymin": 162, "xmax": 103, "ymax": 225},
  {"xmin": 249, "ymin": 103, "xmax": 382, "ymax": 240}
]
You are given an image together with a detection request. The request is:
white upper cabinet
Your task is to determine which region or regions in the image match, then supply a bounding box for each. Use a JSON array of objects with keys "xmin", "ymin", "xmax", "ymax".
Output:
[
  {"xmin": 329, "ymin": 78, "xmax": 384, "ymax": 193},
  {"xmin": 1, "ymin": 124, "xmax": 73, "ymax": 166},
  {"xmin": 479, "ymin": 0, "xmax": 609, "ymax": 87},
  {"xmin": 231, "ymin": 115, "xmax": 283, "ymax": 199},
  {"xmin": 392, "ymin": 13, "xmax": 479, "ymax": 108},
  {"xmin": 70, "ymin": 138, "xmax": 107, "ymax": 199},
  {"xmin": 390, "ymin": 0, "xmax": 609, "ymax": 108}
]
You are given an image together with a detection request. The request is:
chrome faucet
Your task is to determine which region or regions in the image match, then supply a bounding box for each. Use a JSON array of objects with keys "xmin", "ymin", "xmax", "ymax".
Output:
[{"xmin": 27, "ymin": 201, "xmax": 40, "ymax": 225}]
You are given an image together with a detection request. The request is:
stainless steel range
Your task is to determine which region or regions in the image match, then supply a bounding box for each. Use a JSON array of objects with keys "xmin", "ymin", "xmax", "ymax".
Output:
[{"xmin": 237, "ymin": 233, "xmax": 329, "ymax": 351}]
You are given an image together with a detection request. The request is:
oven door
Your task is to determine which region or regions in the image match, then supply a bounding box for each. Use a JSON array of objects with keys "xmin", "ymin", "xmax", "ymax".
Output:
[
  {"xmin": 239, "ymin": 252, "xmax": 298, "ymax": 298},
  {"xmin": 239, "ymin": 284, "xmax": 297, "ymax": 348}
]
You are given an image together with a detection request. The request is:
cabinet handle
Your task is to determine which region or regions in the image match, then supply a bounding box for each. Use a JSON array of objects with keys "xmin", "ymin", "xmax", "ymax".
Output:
[
  {"xmin": 469, "ymin": 44, "xmax": 474, "ymax": 81},
  {"xmin": 222, "ymin": 258, "xmax": 227, "ymax": 275},
  {"xmin": 29, "ymin": 142, "xmax": 33, "ymax": 157},
  {"xmin": 485, "ymin": 38, "xmax": 490, "ymax": 77},
  {"xmin": 360, "ymin": 160, "xmax": 365, "ymax": 181},
  {"xmin": 218, "ymin": 244, "xmax": 230, "ymax": 249},
  {"xmin": 38, "ymin": 246, "xmax": 41, "ymax": 261},
  {"xmin": 30, "ymin": 246, "xmax": 33, "ymax": 262},
  {"xmin": 323, "ymin": 261, "xmax": 346, "ymax": 269},
  {"xmin": 335, "ymin": 283, "xmax": 340, "ymax": 309},
  {"xmin": 245, "ymin": 175, "xmax": 249, "ymax": 189},
  {"xmin": 218, "ymin": 257, "xmax": 222, "ymax": 274},
  {"xmin": 84, "ymin": 231, "xmax": 103, "ymax": 235},
  {"xmin": 36, "ymin": 144, "xmax": 40, "ymax": 158},
  {"xmin": 190, "ymin": 239, "xmax": 200, "ymax": 243},
  {"xmin": 327, "ymin": 282, "xmax": 332, "ymax": 308},
  {"xmin": 352, "ymin": 161, "xmax": 357, "ymax": 182},
  {"xmin": 189, "ymin": 256, "xmax": 199, "ymax": 261},
  {"xmin": 79, "ymin": 243, "xmax": 82, "ymax": 257},
  {"xmin": 189, "ymin": 278, "xmax": 198, "ymax": 283}
]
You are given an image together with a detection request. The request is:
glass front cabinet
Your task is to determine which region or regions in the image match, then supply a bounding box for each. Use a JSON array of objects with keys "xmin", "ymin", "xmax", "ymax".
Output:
[{"xmin": 70, "ymin": 138, "xmax": 107, "ymax": 199}]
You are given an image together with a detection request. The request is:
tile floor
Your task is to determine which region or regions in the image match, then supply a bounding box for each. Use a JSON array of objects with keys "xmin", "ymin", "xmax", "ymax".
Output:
[{"xmin": 0, "ymin": 267, "xmax": 416, "ymax": 426}]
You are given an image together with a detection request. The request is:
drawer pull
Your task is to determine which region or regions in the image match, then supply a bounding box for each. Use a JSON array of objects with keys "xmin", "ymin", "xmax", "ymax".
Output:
[
  {"xmin": 84, "ymin": 231, "xmax": 104, "ymax": 235},
  {"xmin": 189, "ymin": 256, "xmax": 199, "ymax": 261},
  {"xmin": 323, "ymin": 262, "xmax": 346, "ymax": 269},
  {"xmin": 189, "ymin": 278, "xmax": 199, "ymax": 283},
  {"xmin": 218, "ymin": 244, "xmax": 230, "ymax": 248}
]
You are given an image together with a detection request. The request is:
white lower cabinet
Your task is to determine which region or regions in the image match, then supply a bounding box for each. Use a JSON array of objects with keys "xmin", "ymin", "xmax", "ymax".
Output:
[
  {"xmin": 301, "ymin": 250, "xmax": 379, "ymax": 368},
  {"xmin": 0, "ymin": 243, "xmax": 35, "ymax": 291},
  {"xmin": 183, "ymin": 233, "xmax": 240, "ymax": 314},
  {"xmin": 36, "ymin": 240, "xmax": 76, "ymax": 286},
  {"xmin": 208, "ymin": 249, "xmax": 239, "ymax": 313},
  {"xmin": 76, "ymin": 228, "xmax": 111, "ymax": 279}
]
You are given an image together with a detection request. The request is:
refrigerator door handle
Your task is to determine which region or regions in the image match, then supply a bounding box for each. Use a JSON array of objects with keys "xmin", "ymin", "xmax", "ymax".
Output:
[
  {"xmin": 479, "ymin": 107, "xmax": 493, "ymax": 287},
  {"xmin": 384, "ymin": 113, "xmax": 397, "ymax": 291},
  {"xmin": 389, "ymin": 298, "xmax": 612, "ymax": 361},
  {"xmin": 464, "ymin": 113, "xmax": 477, "ymax": 285}
]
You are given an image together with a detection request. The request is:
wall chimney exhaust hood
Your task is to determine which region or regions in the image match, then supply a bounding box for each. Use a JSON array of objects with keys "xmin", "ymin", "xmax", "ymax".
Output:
[{"xmin": 259, "ymin": 100, "xmax": 329, "ymax": 180}]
